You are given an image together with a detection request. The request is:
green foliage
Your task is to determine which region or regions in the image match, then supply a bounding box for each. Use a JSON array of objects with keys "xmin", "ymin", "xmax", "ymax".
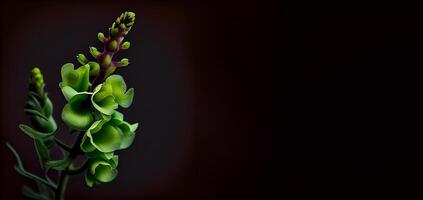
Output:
[{"xmin": 7, "ymin": 11, "xmax": 139, "ymax": 199}]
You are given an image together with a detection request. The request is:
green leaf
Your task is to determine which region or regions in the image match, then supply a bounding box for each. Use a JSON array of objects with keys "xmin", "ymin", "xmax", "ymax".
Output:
[
  {"xmin": 43, "ymin": 138, "xmax": 55, "ymax": 149},
  {"xmin": 6, "ymin": 143, "xmax": 57, "ymax": 190},
  {"xmin": 24, "ymin": 109, "xmax": 49, "ymax": 121},
  {"xmin": 22, "ymin": 185, "xmax": 48, "ymax": 200},
  {"xmin": 19, "ymin": 124, "xmax": 55, "ymax": 139},
  {"xmin": 54, "ymin": 138, "xmax": 72, "ymax": 152},
  {"xmin": 34, "ymin": 139, "xmax": 49, "ymax": 170},
  {"xmin": 36, "ymin": 180, "xmax": 54, "ymax": 200},
  {"xmin": 27, "ymin": 93, "xmax": 42, "ymax": 110},
  {"xmin": 43, "ymin": 95, "xmax": 53, "ymax": 116},
  {"xmin": 46, "ymin": 158, "xmax": 72, "ymax": 170}
]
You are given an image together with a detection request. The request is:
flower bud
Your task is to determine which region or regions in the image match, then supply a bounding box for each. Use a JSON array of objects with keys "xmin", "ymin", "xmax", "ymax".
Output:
[
  {"xmin": 87, "ymin": 61, "xmax": 100, "ymax": 77},
  {"xmin": 121, "ymin": 41, "xmax": 130, "ymax": 50},
  {"xmin": 97, "ymin": 32, "xmax": 105, "ymax": 43},
  {"xmin": 30, "ymin": 67, "xmax": 44, "ymax": 95},
  {"xmin": 119, "ymin": 23, "xmax": 126, "ymax": 30},
  {"xmin": 119, "ymin": 58, "xmax": 129, "ymax": 67},
  {"xmin": 102, "ymin": 54, "xmax": 111, "ymax": 67},
  {"xmin": 77, "ymin": 53, "xmax": 88, "ymax": 65},
  {"xmin": 110, "ymin": 28, "xmax": 119, "ymax": 37},
  {"xmin": 108, "ymin": 40, "xmax": 118, "ymax": 52},
  {"xmin": 89, "ymin": 47, "xmax": 101, "ymax": 58},
  {"xmin": 112, "ymin": 11, "xmax": 135, "ymax": 36}
]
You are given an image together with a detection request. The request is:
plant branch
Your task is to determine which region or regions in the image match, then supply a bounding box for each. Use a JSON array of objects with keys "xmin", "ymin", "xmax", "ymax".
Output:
[
  {"xmin": 55, "ymin": 132, "xmax": 85, "ymax": 200},
  {"xmin": 66, "ymin": 160, "xmax": 88, "ymax": 175},
  {"xmin": 54, "ymin": 138, "xmax": 72, "ymax": 152},
  {"xmin": 6, "ymin": 143, "xmax": 57, "ymax": 190}
]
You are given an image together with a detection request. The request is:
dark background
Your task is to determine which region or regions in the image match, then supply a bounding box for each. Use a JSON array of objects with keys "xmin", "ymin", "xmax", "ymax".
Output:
[
  {"xmin": 0, "ymin": 1, "xmax": 274, "ymax": 199},
  {"xmin": 282, "ymin": 3, "xmax": 423, "ymax": 200},
  {"xmin": 5, "ymin": 1, "xmax": 422, "ymax": 200}
]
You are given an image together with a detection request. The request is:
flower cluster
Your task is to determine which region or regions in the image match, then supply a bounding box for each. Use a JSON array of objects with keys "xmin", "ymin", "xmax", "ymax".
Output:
[
  {"xmin": 59, "ymin": 11, "xmax": 138, "ymax": 187},
  {"xmin": 7, "ymin": 11, "xmax": 139, "ymax": 199}
]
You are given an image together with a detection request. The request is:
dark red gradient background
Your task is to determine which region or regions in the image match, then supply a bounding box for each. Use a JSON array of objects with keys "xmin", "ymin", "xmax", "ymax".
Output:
[{"xmin": 0, "ymin": 1, "xmax": 275, "ymax": 199}]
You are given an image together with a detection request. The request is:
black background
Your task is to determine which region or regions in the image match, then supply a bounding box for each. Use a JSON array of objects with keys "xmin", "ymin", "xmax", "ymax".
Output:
[{"xmin": 283, "ymin": 3, "xmax": 423, "ymax": 200}]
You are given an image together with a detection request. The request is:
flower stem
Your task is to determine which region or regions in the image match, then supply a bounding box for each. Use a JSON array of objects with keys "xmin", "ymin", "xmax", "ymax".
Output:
[
  {"xmin": 55, "ymin": 132, "xmax": 85, "ymax": 200},
  {"xmin": 55, "ymin": 172, "xmax": 69, "ymax": 200}
]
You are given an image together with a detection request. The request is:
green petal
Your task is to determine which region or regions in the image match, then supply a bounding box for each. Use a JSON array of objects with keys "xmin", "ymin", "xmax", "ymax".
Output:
[
  {"xmin": 85, "ymin": 150, "xmax": 114, "ymax": 160},
  {"xmin": 118, "ymin": 122, "xmax": 137, "ymax": 149},
  {"xmin": 91, "ymin": 75, "xmax": 134, "ymax": 114},
  {"xmin": 118, "ymin": 88, "xmax": 134, "ymax": 108},
  {"xmin": 119, "ymin": 131, "xmax": 135, "ymax": 149},
  {"xmin": 91, "ymin": 124, "xmax": 122, "ymax": 152},
  {"xmin": 85, "ymin": 172, "xmax": 95, "ymax": 187},
  {"xmin": 80, "ymin": 134, "xmax": 96, "ymax": 153},
  {"xmin": 129, "ymin": 122, "xmax": 139, "ymax": 132},
  {"xmin": 94, "ymin": 164, "xmax": 117, "ymax": 183},
  {"xmin": 110, "ymin": 155, "xmax": 119, "ymax": 168},
  {"xmin": 60, "ymin": 63, "xmax": 90, "ymax": 92},
  {"xmin": 91, "ymin": 84, "xmax": 118, "ymax": 115},
  {"xmin": 107, "ymin": 75, "xmax": 134, "ymax": 108},
  {"xmin": 60, "ymin": 86, "xmax": 78, "ymax": 101},
  {"xmin": 111, "ymin": 111, "xmax": 124, "ymax": 121},
  {"xmin": 88, "ymin": 157, "xmax": 118, "ymax": 183},
  {"xmin": 61, "ymin": 93, "xmax": 94, "ymax": 130},
  {"xmin": 94, "ymin": 95, "xmax": 117, "ymax": 115},
  {"xmin": 108, "ymin": 75, "xmax": 127, "ymax": 93}
]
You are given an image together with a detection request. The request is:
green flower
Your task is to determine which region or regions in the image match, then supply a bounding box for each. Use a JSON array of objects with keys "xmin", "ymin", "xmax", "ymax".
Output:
[
  {"xmin": 59, "ymin": 63, "xmax": 90, "ymax": 92},
  {"xmin": 80, "ymin": 111, "xmax": 138, "ymax": 156},
  {"xmin": 60, "ymin": 86, "xmax": 94, "ymax": 131},
  {"xmin": 59, "ymin": 63, "xmax": 94, "ymax": 130},
  {"xmin": 85, "ymin": 156, "xmax": 119, "ymax": 187},
  {"xmin": 91, "ymin": 75, "xmax": 134, "ymax": 115}
]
